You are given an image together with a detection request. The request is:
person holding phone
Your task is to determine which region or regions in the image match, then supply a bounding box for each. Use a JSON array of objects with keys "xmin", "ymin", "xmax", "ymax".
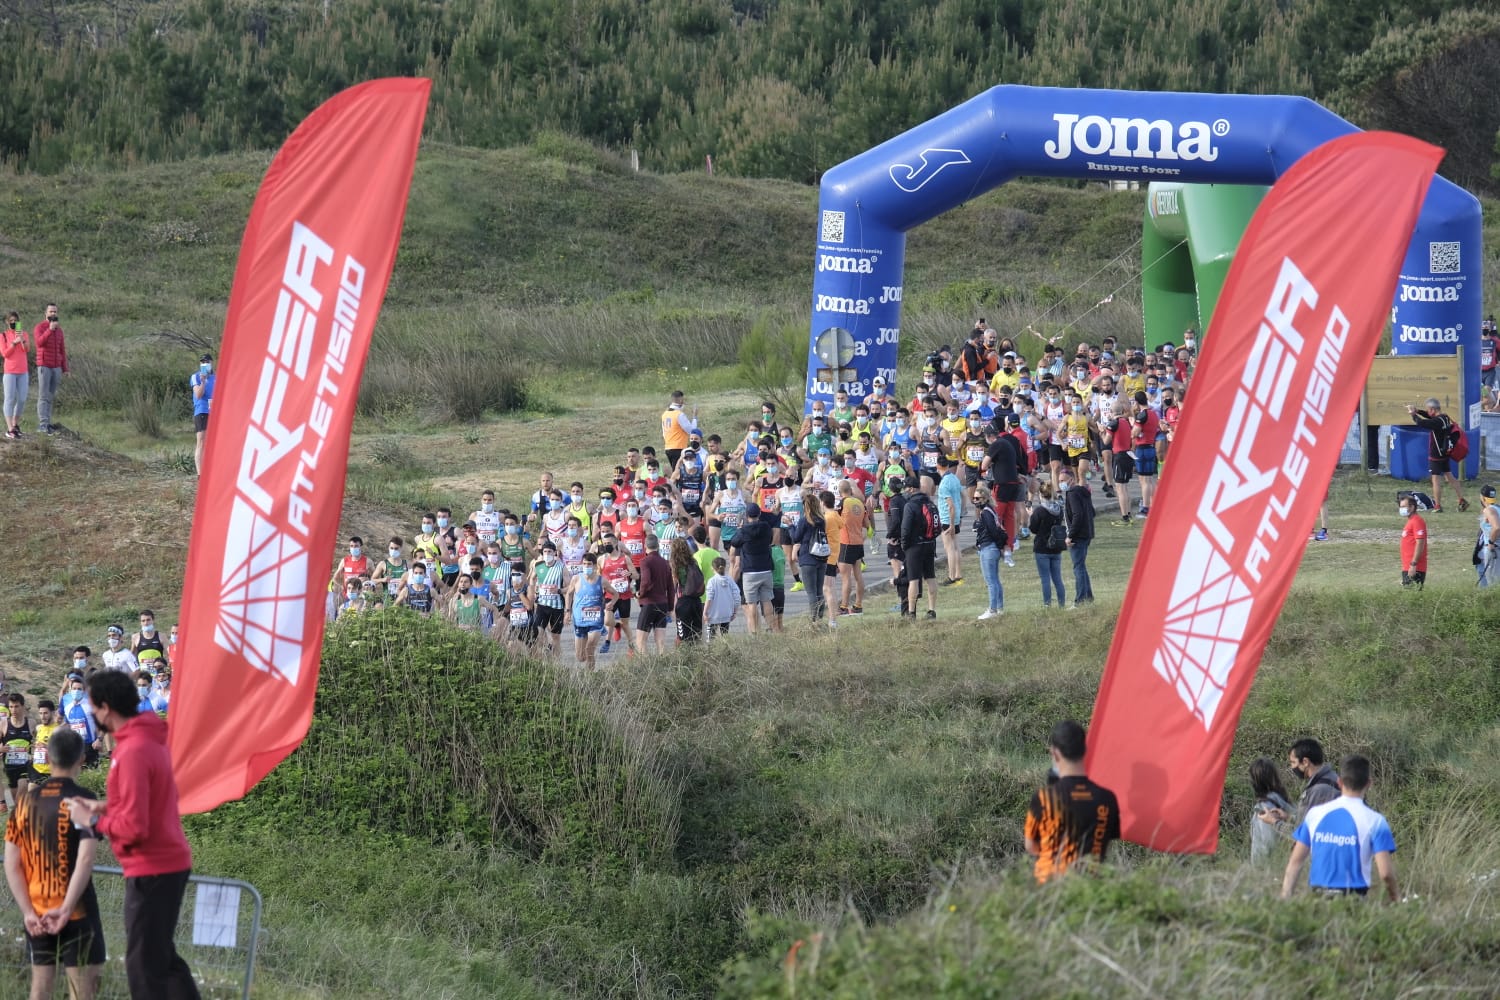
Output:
[
  {"xmin": 31, "ymin": 303, "xmax": 67, "ymax": 435},
  {"xmin": 2, "ymin": 310, "xmax": 28, "ymax": 439}
]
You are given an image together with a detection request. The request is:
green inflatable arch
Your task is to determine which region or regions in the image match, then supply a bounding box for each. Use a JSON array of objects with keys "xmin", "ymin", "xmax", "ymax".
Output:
[{"xmin": 1140, "ymin": 183, "xmax": 1266, "ymax": 350}]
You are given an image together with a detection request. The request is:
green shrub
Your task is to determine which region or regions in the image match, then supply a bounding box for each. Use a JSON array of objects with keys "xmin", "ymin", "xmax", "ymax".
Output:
[
  {"xmin": 736, "ymin": 312, "xmax": 807, "ymax": 416},
  {"xmin": 195, "ymin": 611, "xmax": 680, "ymax": 870}
]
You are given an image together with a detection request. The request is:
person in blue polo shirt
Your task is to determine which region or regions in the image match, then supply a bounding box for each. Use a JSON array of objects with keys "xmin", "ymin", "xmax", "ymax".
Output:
[{"xmin": 1280, "ymin": 754, "xmax": 1398, "ymax": 902}]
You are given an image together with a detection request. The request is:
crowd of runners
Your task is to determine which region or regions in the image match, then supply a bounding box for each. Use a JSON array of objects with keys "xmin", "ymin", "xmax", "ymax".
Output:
[{"xmin": 317, "ymin": 324, "xmax": 1200, "ymax": 665}]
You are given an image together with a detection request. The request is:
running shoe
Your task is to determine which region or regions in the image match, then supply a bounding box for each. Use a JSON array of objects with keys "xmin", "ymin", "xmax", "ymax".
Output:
[
  {"xmin": 1459, "ymin": 498, "xmax": 1471, "ymax": 512},
  {"xmin": 1003, "ymin": 552, "xmax": 1015, "ymax": 568},
  {"xmin": 925, "ymin": 609, "xmax": 936, "ymax": 620},
  {"xmin": 598, "ymin": 639, "xmax": 612, "ymax": 655},
  {"xmin": 1314, "ymin": 528, "xmax": 1328, "ymax": 541},
  {"xmin": 852, "ymin": 605, "xmax": 863, "ymax": 614},
  {"xmin": 791, "ymin": 580, "xmax": 804, "ymax": 592}
]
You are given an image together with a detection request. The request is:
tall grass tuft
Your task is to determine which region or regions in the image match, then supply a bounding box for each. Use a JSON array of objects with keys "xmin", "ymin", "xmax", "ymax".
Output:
[{"xmin": 124, "ymin": 384, "xmax": 166, "ymax": 437}]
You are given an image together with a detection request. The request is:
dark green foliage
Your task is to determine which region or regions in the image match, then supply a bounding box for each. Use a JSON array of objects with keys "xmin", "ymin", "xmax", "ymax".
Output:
[
  {"xmin": 2, "ymin": 0, "xmax": 1494, "ymax": 192},
  {"xmin": 1331, "ymin": 9, "xmax": 1500, "ymax": 195}
]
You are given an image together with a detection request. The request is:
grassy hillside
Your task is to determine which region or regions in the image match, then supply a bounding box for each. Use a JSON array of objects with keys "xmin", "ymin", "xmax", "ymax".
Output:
[{"xmin": 3, "ymin": 140, "xmax": 1500, "ymax": 997}]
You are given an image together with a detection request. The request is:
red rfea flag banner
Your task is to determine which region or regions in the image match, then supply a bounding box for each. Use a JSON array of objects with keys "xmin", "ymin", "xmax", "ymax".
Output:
[
  {"xmin": 1086, "ymin": 132, "xmax": 1443, "ymax": 853},
  {"xmin": 171, "ymin": 79, "xmax": 429, "ymax": 814}
]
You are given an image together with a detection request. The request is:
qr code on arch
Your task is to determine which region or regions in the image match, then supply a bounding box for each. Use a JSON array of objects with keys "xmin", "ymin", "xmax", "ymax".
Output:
[
  {"xmin": 820, "ymin": 210, "xmax": 846, "ymax": 244},
  {"xmin": 1429, "ymin": 241, "xmax": 1460, "ymax": 274}
]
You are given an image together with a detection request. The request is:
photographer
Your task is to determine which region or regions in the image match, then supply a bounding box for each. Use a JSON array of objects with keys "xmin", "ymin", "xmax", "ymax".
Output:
[{"xmin": 190, "ymin": 353, "xmax": 215, "ymax": 476}]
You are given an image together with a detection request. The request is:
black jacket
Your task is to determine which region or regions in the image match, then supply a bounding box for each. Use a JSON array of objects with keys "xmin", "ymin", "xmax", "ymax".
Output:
[
  {"xmin": 973, "ymin": 504, "xmax": 1007, "ymax": 549},
  {"xmin": 1063, "ymin": 485, "xmax": 1095, "ymax": 542},
  {"xmin": 1029, "ymin": 502, "xmax": 1066, "ymax": 555},
  {"xmin": 900, "ymin": 492, "xmax": 937, "ymax": 550}
]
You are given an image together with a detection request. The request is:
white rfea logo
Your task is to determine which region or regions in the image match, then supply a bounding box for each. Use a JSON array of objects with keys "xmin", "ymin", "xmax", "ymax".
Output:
[
  {"xmin": 215, "ymin": 221, "xmax": 369, "ymax": 686},
  {"xmin": 1044, "ymin": 113, "xmax": 1226, "ymax": 162}
]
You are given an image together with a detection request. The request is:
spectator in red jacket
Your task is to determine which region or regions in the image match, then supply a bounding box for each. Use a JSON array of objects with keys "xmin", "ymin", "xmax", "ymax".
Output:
[
  {"xmin": 65, "ymin": 671, "xmax": 199, "ymax": 1000},
  {"xmin": 2, "ymin": 310, "xmax": 28, "ymax": 439},
  {"xmin": 32, "ymin": 304, "xmax": 68, "ymax": 435}
]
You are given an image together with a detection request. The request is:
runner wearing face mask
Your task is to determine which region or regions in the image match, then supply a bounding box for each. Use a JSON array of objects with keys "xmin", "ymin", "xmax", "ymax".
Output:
[
  {"xmin": 559, "ymin": 518, "xmax": 589, "ymax": 577},
  {"xmin": 940, "ymin": 402, "xmax": 967, "ymax": 463},
  {"xmin": 446, "ymin": 574, "xmax": 495, "ymax": 632},
  {"xmin": 1063, "ymin": 397, "xmax": 1092, "ymax": 482},
  {"xmin": 802, "ymin": 415, "xmax": 833, "ymax": 458},
  {"xmin": 101, "ymin": 626, "xmax": 138, "ymax": 674},
  {"xmin": 498, "ymin": 518, "xmax": 528, "ymax": 575},
  {"xmin": 129, "ymin": 612, "xmax": 169, "ymax": 671},
  {"xmin": 530, "ymin": 543, "xmax": 567, "ymax": 654},
  {"xmin": 706, "ymin": 472, "xmax": 747, "ymax": 551},
  {"xmin": 916, "ymin": 405, "xmax": 945, "ymax": 483},
  {"xmin": 540, "ymin": 491, "xmax": 569, "ymax": 546},
  {"xmin": 396, "ymin": 562, "xmax": 436, "ymax": 616},
  {"xmin": 371, "ymin": 538, "xmax": 409, "ymax": 598},
  {"xmin": 616, "ymin": 499, "xmax": 650, "ymax": 568},
  {"xmin": 411, "ymin": 512, "xmax": 441, "ymax": 571},
  {"xmin": 597, "ymin": 536, "xmax": 637, "ymax": 652},
  {"xmin": 879, "ymin": 444, "xmax": 912, "ymax": 517},
  {"xmin": 882, "ymin": 408, "xmax": 916, "ymax": 453},
  {"xmin": 674, "ymin": 440, "xmax": 708, "ymax": 516},
  {"xmin": 501, "ymin": 568, "xmax": 538, "ymax": 653},
  {"xmin": 960, "ymin": 413, "xmax": 988, "ymax": 487},
  {"xmin": 807, "ymin": 447, "xmax": 839, "ymax": 492},
  {"xmin": 863, "ymin": 375, "xmax": 891, "ymax": 408},
  {"xmin": 593, "ymin": 489, "xmax": 622, "ymax": 542},
  {"xmin": 565, "ymin": 484, "xmax": 593, "ymax": 536},
  {"xmin": 1035, "ymin": 385, "xmax": 1065, "ymax": 491},
  {"xmin": 566, "ymin": 555, "xmax": 607, "ymax": 668},
  {"xmin": 471, "ymin": 490, "xmax": 501, "ymax": 544}
]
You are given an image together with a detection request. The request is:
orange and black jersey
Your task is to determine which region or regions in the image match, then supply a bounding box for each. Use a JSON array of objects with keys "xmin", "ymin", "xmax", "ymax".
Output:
[
  {"xmin": 4, "ymin": 776, "xmax": 99, "ymax": 920},
  {"xmin": 1025, "ymin": 775, "xmax": 1121, "ymax": 884}
]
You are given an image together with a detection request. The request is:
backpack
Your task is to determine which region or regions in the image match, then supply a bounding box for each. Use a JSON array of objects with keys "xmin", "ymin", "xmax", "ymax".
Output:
[
  {"xmin": 1448, "ymin": 423, "xmax": 1469, "ymax": 461},
  {"xmin": 809, "ymin": 521, "xmax": 831, "ymax": 558},
  {"xmin": 918, "ymin": 495, "xmax": 940, "ymax": 542},
  {"xmin": 1399, "ymin": 490, "xmax": 1436, "ymax": 511}
]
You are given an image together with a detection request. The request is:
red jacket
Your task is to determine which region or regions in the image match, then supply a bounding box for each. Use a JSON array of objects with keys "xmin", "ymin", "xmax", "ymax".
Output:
[
  {"xmin": 32, "ymin": 321, "xmax": 68, "ymax": 372},
  {"xmin": 97, "ymin": 712, "xmax": 193, "ymax": 877}
]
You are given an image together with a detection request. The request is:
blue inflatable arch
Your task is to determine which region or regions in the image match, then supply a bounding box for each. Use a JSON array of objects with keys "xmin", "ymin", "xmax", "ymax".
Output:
[{"xmin": 806, "ymin": 85, "xmax": 1483, "ymax": 439}]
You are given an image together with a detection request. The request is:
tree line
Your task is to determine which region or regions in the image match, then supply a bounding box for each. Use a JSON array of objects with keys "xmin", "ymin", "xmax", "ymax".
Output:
[{"xmin": 0, "ymin": 0, "xmax": 1495, "ymax": 191}]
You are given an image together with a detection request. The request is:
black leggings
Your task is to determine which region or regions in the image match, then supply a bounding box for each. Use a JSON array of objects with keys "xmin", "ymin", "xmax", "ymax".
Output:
[{"xmin": 675, "ymin": 595, "xmax": 704, "ymax": 642}]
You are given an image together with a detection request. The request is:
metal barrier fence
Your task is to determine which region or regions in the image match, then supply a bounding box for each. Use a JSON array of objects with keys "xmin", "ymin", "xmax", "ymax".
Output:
[{"xmin": 2, "ymin": 866, "xmax": 263, "ymax": 999}]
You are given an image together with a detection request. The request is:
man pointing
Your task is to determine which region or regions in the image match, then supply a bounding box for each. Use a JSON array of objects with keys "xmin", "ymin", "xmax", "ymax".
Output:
[{"xmin": 65, "ymin": 671, "xmax": 200, "ymax": 999}]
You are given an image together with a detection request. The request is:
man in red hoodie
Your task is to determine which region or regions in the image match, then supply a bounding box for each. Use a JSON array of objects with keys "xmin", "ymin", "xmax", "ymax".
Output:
[
  {"xmin": 65, "ymin": 671, "xmax": 199, "ymax": 1000},
  {"xmin": 31, "ymin": 303, "xmax": 67, "ymax": 435}
]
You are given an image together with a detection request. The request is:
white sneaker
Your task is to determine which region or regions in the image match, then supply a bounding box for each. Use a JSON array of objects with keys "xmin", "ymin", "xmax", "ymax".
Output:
[
  {"xmin": 977, "ymin": 609, "xmax": 994, "ymax": 621},
  {"xmin": 1003, "ymin": 553, "xmax": 1015, "ymax": 568}
]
